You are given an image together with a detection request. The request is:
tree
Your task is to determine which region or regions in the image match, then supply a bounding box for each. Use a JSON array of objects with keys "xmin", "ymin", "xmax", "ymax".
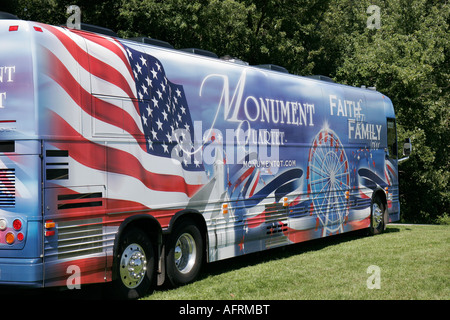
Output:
[
  {"xmin": 117, "ymin": 0, "xmax": 328, "ymax": 75},
  {"xmin": 117, "ymin": 0, "xmax": 251, "ymax": 57},
  {"xmin": 319, "ymin": 0, "xmax": 449, "ymax": 223},
  {"xmin": 2, "ymin": 0, "xmax": 123, "ymax": 30},
  {"xmin": 2, "ymin": 0, "xmax": 448, "ymax": 223}
]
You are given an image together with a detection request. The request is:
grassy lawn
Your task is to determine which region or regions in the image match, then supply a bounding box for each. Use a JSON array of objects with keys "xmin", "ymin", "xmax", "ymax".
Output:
[{"xmin": 143, "ymin": 224, "xmax": 449, "ymax": 300}]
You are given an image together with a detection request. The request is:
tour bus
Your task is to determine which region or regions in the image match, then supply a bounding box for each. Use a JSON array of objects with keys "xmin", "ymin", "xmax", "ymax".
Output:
[{"xmin": 0, "ymin": 16, "xmax": 410, "ymax": 298}]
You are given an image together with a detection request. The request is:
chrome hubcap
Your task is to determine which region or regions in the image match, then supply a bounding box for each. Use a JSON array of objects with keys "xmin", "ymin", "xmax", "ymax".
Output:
[
  {"xmin": 372, "ymin": 203, "xmax": 383, "ymax": 229},
  {"xmin": 120, "ymin": 243, "xmax": 147, "ymax": 289},
  {"xmin": 174, "ymin": 233, "xmax": 196, "ymax": 274}
]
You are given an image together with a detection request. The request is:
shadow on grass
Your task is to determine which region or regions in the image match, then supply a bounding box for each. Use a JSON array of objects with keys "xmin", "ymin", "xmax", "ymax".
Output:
[
  {"xmin": 199, "ymin": 227, "xmax": 401, "ymax": 279},
  {"xmin": 154, "ymin": 226, "xmax": 402, "ymax": 294}
]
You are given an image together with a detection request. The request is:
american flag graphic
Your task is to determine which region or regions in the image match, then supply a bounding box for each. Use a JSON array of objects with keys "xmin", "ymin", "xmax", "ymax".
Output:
[
  {"xmin": 37, "ymin": 24, "xmax": 206, "ymax": 208},
  {"xmin": 384, "ymin": 158, "xmax": 397, "ymax": 186},
  {"xmin": 227, "ymin": 152, "xmax": 262, "ymax": 200},
  {"xmin": 124, "ymin": 44, "xmax": 204, "ymax": 172}
]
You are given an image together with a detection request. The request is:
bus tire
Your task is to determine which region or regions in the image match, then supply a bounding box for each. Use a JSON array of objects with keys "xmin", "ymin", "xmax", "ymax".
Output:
[
  {"xmin": 166, "ymin": 221, "xmax": 203, "ymax": 287},
  {"xmin": 112, "ymin": 228, "xmax": 155, "ymax": 299},
  {"xmin": 369, "ymin": 195, "xmax": 386, "ymax": 235}
]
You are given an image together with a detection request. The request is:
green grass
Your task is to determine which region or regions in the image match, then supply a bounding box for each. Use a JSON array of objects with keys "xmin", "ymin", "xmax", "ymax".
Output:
[{"xmin": 142, "ymin": 224, "xmax": 449, "ymax": 300}]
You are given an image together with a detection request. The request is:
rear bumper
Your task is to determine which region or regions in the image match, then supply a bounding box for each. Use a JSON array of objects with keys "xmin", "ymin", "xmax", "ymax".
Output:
[{"xmin": 0, "ymin": 257, "xmax": 43, "ymax": 287}]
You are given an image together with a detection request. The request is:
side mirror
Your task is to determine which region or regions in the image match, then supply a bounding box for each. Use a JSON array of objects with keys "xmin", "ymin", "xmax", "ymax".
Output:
[
  {"xmin": 399, "ymin": 138, "xmax": 412, "ymax": 163},
  {"xmin": 403, "ymin": 138, "xmax": 412, "ymax": 156}
]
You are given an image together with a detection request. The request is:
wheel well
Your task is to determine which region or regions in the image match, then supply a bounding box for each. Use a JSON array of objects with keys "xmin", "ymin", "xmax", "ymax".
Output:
[
  {"xmin": 168, "ymin": 210, "xmax": 207, "ymax": 235},
  {"xmin": 167, "ymin": 210, "xmax": 206, "ymax": 233},
  {"xmin": 373, "ymin": 189, "xmax": 387, "ymax": 209},
  {"xmin": 371, "ymin": 188, "xmax": 389, "ymax": 232},
  {"xmin": 127, "ymin": 218, "xmax": 161, "ymax": 244}
]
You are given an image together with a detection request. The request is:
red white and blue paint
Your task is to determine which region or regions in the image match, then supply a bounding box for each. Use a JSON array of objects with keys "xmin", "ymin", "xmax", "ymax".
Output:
[{"xmin": 0, "ymin": 19, "xmax": 399, "ymax": 288}]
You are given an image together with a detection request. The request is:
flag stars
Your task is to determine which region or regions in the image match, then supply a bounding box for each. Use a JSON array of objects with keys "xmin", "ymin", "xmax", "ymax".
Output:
[
  {"xmin": 147, "ymin": 137, "xmax": 153, "ymax": 150},
  {"xmin": 150, "ymin": 68, "xmax": 158, "ymax": 79},
  {"xmin": 152, "ymin": 97, "xmax": 159, "ymax": 108},
  {"xmin": 125, "ymin": 44, "xmax": 200, "ymax": 170},
  {"xmin": 151, "ymin": 128, "xmax": 158, "ymax": 140},
  {"xmin": 162, "ymin": 141, "xmax": 169, "ymax": 153},
  {"xmin": 162, "ymin": 109, "xmax": 168, "ymax": 121},
  {"xmin": 135, "ymin": 62, "xmax": 142, "ymax": 74},
  {"xmin": 146, "ymin": 105, "xmax": 153, "ymax": 117},
  {"xmin": 166, "ymin": 132, "xmax": 173, "ymax": 143},
  {"xmin": 139, "ymin": 55, "xmax": 147, "ymax": 66},
  {"xmin": 126, "ymin": 48, "xmax": 133, "ymax": 59},
  {"xmin": 142, "ymin": 114, "xmax": 148, "ymax": 126},
  {"xmin": 145, "ymin": 76, "xmax": 152, "ymax": 87},
  {"xmin": 155, "ymin": 118, "xmax": 163, "ymax": 131},
  {"xmin": 141, "ymin": 83, "xmax": 148, "ymax": 95}
]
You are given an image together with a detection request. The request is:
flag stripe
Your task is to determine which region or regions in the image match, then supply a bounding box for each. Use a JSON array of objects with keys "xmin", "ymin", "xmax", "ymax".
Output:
[
  {"xmin": 42, "ymin": 46, "xmax": 147, "ymax": 151},
  {"xmin": 73, "ymin": 29, "xmax": 135, "ymax": 80},
  {"xmin": 50, "ymin": 112, "xmax": 203, "ymax": 197},
  {"xmin": 41, "ymin": 24, "xmax": 139, "ymax": 114},
  {"xmin": 43, "ymin": 73, "xmax": 204, "ymax": 184}
]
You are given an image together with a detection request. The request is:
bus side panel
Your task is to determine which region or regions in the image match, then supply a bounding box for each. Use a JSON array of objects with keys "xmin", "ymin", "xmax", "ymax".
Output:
[
  {"xmin": 144, "ymin": 46, "xmax": 398, "ymax": 261},
  {"xmin": 0, "ymin": 20, "xmax": 44, "ymax": 286},
  {"xmin": 32, "ymin": 25, "xmax": 112, "ymax": 287},
  {"xmin": 35, "ymin": 21, "xmax": 400, "ymax": 287}
]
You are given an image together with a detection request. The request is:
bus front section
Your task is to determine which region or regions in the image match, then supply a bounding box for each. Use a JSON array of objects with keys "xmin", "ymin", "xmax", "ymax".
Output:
[{"xmin": 0, "ymin": 19, "xmax": 43, "ymax": 287}]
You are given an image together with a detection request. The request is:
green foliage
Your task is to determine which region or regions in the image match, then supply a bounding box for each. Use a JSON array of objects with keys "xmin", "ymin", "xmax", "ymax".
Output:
[
  {"xmin": 118, "ymin": 0, "xmax": 255, "ymax": 59},
  {"xmin": 2, "ymin": 0, "xmax": 448, "ymax": 224},
  {"xmin": 324, "ymin": 0, "xmax": 449, "ymax": 224}
]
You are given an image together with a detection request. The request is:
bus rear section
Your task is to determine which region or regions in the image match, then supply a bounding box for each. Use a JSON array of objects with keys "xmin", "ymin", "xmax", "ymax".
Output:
[{"xmin": 0, "ymin": 19, "xmax": 43, "ymax": 286}]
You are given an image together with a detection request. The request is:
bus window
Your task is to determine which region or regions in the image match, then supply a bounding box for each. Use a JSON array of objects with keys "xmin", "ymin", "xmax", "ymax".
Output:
[{"xmin": 387, "ymin": 118, "xmax": 397, "ymax": 158}]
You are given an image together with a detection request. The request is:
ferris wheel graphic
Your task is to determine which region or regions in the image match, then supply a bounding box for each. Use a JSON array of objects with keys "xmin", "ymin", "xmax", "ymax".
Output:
[{"xmin": 307, "ymin": 127, "xmax": 350, "ymax": 236}]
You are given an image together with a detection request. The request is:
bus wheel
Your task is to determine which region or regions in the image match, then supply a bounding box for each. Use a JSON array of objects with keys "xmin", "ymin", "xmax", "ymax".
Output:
[
  {"xmin": 369, "ymin": 195, "xmax": 386, "ymax": 235},
  {"xmin": 112, "ymin": 228, "xmax": 155, "ymax": 299},
  {"xmin": 166, "ymin": 222, "xmax": 203, "ymax": 287}
]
